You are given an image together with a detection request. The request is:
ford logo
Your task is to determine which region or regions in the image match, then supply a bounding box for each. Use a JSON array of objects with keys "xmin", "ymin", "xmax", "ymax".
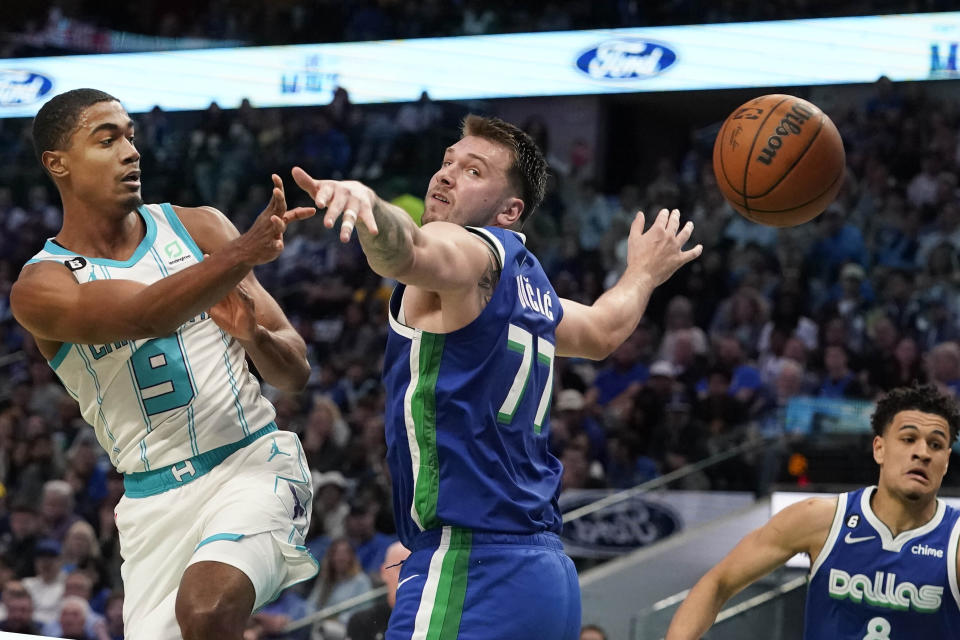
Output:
[
  {"xmin": 560, "ymin": 493, "xmax": 681, "ymax": 558},
  {"xmin": 575, "ymin": 39, "xmax": 677, "ymax": 80},
  {"xmin": 0, "ymin": 70, "xmax": 54, "ymax": 107}
]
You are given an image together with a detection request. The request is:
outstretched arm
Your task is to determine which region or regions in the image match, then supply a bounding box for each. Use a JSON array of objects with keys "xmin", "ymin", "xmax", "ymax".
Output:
[
  {"xmin": 665, "ymin": 497, "xmax": 836, "ymax": 640},
  {"xmin": 556, "ymin": 209, "xmax": 701, "ymax": 360},
  {"xmin": 11, "ymin": 175, "xmax": 313, "ymax": 346},
  {"xmin": 177, "ymin": 205, "xmax": 310, "ymax": 393},
  {"xmin": 291, "ymin": 167, "xmax": 491, "ymax": 292}
]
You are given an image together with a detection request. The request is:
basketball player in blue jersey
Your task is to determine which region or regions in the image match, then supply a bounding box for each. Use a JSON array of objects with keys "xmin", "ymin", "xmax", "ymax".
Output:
[
  {"xmin": 666, "ymin": 383, "xmax": 960, "ymax": 640},
  {"xmin": 292, "ymin": 115, "xmax": 702, "ymax": 639},
  {"xmin": 10, "ymin": 89, "xmax": 318, "ymax": 640}
]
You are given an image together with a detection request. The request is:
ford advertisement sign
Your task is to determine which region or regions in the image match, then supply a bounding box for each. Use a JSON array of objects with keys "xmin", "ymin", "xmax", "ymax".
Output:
[
  {"xmin": 560, "ymin": 490, "xmax": 754, "ymax": 558},
  {"xmin": 576, "ymin": 39, "xmax": 678, "ymax": 80},
  {"xmin": 561, "ymin": 492, "xmax": 681, "ymax": 558},
  {"xmin": 0, "ymin": 70, "xmax": 53, "ymax": 106}
]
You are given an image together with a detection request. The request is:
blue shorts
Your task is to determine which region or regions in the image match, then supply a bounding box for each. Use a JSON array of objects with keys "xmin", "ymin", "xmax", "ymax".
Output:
[{"xmin": 387, "ymin": 527, "xmax": 581, "ymax": 640}]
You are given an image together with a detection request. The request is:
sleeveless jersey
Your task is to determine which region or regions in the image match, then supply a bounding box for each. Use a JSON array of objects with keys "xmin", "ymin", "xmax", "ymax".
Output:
[
  {"xmin": 382, "ymin": 227, "xmax": 564, "ymax": 547},
  {"xmin": 25, "ymin": 203, "xmax": 275, "ymax": 473},
  {"xmin": 805, "ymin": 486, "xmax": 960, "ymax": 639}
]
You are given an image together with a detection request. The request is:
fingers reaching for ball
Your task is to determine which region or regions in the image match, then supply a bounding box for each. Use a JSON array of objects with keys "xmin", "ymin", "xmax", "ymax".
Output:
[{"xmin": 627, "ymin": 208, "xmax": 702, "ymax": 287}]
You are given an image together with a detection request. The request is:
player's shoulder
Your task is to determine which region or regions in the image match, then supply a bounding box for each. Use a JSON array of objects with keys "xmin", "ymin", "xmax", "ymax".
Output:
[
  {"xmin": 15, "ymin": 257, "xmax": 73, "ymax": 285},
  {"xmin": 774, "ymin": 496, "xmax": 839, "ymax": 530},
  {"xmin": 170, "ymin": 204, "xmax": 238, "ymax": 250}
]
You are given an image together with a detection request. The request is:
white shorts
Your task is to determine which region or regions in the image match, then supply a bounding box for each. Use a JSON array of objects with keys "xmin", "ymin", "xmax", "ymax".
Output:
[{"xmin": 115, "ymin": 429, "xmax": 318, "ymax": 640}]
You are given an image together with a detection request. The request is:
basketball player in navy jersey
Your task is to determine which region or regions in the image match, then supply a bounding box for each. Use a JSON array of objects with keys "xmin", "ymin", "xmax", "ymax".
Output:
[
  {"xmin": 293, "ymin": 115, "xmax": 701, "ymax": 639},
  {"xmin": 666, "ymin": 383, "xmax": 960, "ymax": 640}
]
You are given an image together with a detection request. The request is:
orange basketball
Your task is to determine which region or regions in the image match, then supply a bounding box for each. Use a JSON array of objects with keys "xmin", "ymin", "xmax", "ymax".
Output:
[{"xmin": 712, "ymin": 94, "xmax": 845, "ymax": 227}]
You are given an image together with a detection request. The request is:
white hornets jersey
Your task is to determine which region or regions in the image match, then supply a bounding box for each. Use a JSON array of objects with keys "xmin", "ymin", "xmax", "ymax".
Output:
[{"xmin": 25, "ymin": 203, "xmax": 276, "ymax": 473}]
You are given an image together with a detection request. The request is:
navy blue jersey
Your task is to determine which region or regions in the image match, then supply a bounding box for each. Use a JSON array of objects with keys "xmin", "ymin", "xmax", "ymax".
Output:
[
  {"xmin": 805, "ymin": 487, "xmax": 960, "ymax": 639},
  {"xmin": 382, "ymin": 226, "xmax": 564, "ymax": 547}
]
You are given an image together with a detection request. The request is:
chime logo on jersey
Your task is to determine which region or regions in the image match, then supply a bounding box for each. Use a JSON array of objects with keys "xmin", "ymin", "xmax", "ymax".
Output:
[{"xmin": 828, "ymin": 568, "xmax": 943, "ymax": 613}]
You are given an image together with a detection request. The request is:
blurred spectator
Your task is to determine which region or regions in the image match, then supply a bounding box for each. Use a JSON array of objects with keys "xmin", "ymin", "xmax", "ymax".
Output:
[
  {"xmin": 23, "ymin": 537, "xmax": 65, "ymax": 624},
  {"xmin": 46, "ymin": 595, "xmax": 99, "ymax": 640},
  {"xmin": 301, "ymin": 396, "xmax": 348, "ymax": 472},
  {"xmin": 104, "ymin": 591, "xmax": 123, "ymax": 640},
  {"xmin": 0, "ymin": 501, "xmax": 41, "ymax": 578},
  {"xmin": 806, "ymin": 204, "xmax": 868, "ymax": 283},
  {"xmin": 308, "ymin": 538, "xmax": 373, "ymax": 626},
  {"xmin": 40, "ymin": 479, "xmax": 81, "ymax": 543},
  {"xmin": 344, "ymin": 503, "xmax": 396, "ymax": 576},
  {"xmin": 580, "ymin": 624, "xmax": 608, "ymax": 640},
  {"xmin": 818, "ymin": 345, "xmax": 868, "ymax": 399},
  {"xmin": 313, "ymin": 471, "xmax": 351, "ymax": 541},
  {"xmin": 657, "ymin": 296, "xmax": 708, "ymax": 363},
  {"xmin": 551, "ymin": 390, "xmax": 606, "ymax": 464},
  {"xmin": 927, "ymin": 342, "xmax": 960, "ymax": 397},
  {"xmin": 0, "ymin": 582, "xmax": 42, "ymax": 634},
  {"xmin": 587, "ymin": 329, "xmax": 650, "ymax": 416},
  {"xmin": 345, "ymin": 541, "xmax": 411, "ymax": 640}
]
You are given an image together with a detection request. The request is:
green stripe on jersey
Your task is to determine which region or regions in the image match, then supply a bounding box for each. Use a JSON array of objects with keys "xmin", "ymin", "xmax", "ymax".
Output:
[{"xmin": 411, "ymin": 332, "xmax": 444, "ymax": 530}]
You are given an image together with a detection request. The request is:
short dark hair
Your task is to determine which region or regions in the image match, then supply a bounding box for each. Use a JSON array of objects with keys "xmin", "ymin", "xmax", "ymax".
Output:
[
  {"xmin": 871, "ymin": 383, "xmax": 960, "ymax": 444},
  {"xmin": 32, "ymin": 88, "xmax": 120, "ymax": 166},
  {"xmin": 461, "ymin": 114, "xmax": 547, "ymax": 226}
]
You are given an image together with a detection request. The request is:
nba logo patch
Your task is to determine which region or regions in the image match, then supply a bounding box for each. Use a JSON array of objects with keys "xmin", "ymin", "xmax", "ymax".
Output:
[{"xmin": 64, "ymin": 257, "xmax": 86, "ymax": 271}]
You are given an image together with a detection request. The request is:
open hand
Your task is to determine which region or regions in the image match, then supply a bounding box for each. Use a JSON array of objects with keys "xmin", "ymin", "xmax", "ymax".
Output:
[
  {"xmin": 626, "ymin": 209, "xmax": 702, "ymax": 286},
  {"xmin": 292, "ymin": 166, "xmax": 379, "ymax": 243},
  {"xmin": 236, "ymin": 174, "xmax": 315, "ymax": 265}
]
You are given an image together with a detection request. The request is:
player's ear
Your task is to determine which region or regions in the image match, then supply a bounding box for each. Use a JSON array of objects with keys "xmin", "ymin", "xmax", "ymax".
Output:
[
  {"xmin": 495, "ymin": 197, "xmax": 523, "ymax": 228},
  {"xmin": 43, "ymin": 150, "xmax": 68, "ymax": 179},
  {"xmin": 872, "ymin": 434, "xmax": 884, "ymax": 465}
]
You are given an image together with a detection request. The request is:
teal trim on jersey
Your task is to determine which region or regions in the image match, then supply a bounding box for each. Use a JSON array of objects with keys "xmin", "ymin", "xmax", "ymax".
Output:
[
  {"xmin": 48, "ymin": 342, "xmax": 73, "ymax": 370},
  {"xmin": 218, "ymin": 329, "xmax": 250, "ymax": 436},
  {"xmin": 179, "ymin": 332, "xmax": 201, "ymax": 455},
  {"xmin": 76, "ymin": 341, "xmax": 118, "ymax": 449},
  {"xmin": 40, "ymin": 206, "xmax": 158, "ymax": 267},
  {"xmin": 148, "ymin": 245, "xmax": 169, "ymax": 277},
  {"xmin": 195, "ymin": 532, "xmax": 245, "ymax": 551},
  {"xmin": 125, "ymin": 357, "xmax": 154, "ymax": 433},
  {"xmin": 123, "ymin": 422, "xmax": 277, "ymax": 498},
  {"xmin": 187, "ymin": 404, "xmax": 199, "ymax": 457},
  {"xmin": 139, "ymin": 440, "xmax": 151, "ymax": 472},
  {"xmin": 161, "ymin": 203, "xmax": 204, "ymax": 260}
]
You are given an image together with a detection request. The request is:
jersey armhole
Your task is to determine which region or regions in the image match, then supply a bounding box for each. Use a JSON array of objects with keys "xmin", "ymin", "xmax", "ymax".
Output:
[
  {"xmin": 809, "ymin": 493, "xmax": 847, "ymax": 580},
  {"xmin": 465, "ymin": 227, "xmax": 505, "ymax": 271}
]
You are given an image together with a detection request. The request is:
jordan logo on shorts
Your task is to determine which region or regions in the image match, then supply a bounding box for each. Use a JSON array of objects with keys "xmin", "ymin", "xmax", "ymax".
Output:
[{"xmin": 268, "ymin": 438, "xmax": 291, "ymax": 462}]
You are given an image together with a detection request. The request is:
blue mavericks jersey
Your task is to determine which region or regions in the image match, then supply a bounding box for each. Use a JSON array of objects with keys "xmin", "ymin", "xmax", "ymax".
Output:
[
  {"xmin": 805, "ymin": 487, "xmax": 960, "ymax": 639},
  {"xmin": 382, "ymin": 226, "xmax": 564, "ymax": 547}
]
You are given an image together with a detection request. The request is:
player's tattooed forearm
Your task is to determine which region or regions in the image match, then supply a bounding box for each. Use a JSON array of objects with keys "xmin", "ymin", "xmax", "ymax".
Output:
[
  {"xmin": 478, "ymin": 251, "xmax": 501, "ymax": 308},
  {"xmin": 365, "ymin": 200, "xmax": 412, "ymax": 270}
]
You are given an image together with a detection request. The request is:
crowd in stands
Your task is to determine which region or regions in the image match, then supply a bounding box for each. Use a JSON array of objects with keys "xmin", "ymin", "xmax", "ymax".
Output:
[
  {"xmin": 3, "ymin": 0, "xmax": 956, "ymax": 57},
  {"xmin": 1, "ymin": 44, "xmax": 960, "ymax": 640}
]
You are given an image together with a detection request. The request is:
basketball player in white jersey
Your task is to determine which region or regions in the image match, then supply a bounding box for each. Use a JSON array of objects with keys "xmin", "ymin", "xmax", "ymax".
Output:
[
  {"xmin": 666, "ymin": 383, "xmax": 960, "ymax": 640},
  {"xmin": 10, "ymin": 89, "xmax": 318, "ymax": 640}
]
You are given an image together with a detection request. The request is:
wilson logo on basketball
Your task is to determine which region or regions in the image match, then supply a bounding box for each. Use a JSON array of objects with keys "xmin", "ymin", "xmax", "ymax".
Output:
[
  {"xmin": 0, "ymin": 70, "xmax": 54, "ymax": 106},
  {"xmin": 755, "ymin": 103, "xmax": 814, "ymax": 166},
  {"xmin": 575, "ymin": 40, "xmax": 677, "ymax": 80}
]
